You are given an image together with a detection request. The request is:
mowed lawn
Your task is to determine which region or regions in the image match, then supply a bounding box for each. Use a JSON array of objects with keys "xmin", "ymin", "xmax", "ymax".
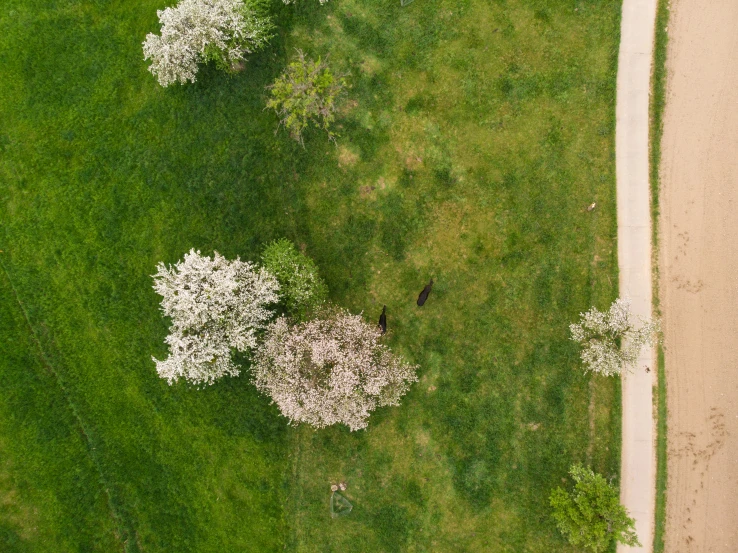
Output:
[{"xmin": 0, "ymin": 0, "xmax": 622, "ymax": 551}]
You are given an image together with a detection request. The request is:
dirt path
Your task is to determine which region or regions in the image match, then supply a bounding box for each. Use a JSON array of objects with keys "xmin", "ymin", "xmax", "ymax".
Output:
[{"xmin": 660, "ymin": 1, "xmax": 738, "ymax": 551}]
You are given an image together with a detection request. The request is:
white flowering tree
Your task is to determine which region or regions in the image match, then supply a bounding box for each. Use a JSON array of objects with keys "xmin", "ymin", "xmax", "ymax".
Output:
[
  {"xmin": 252, "ymin": 309, "xmax": 418, "ymax": 430},
  {"xmin": 152, "ymin": 249, "xmax": 279, "ymax": 385},
  {"xmin": 570, "ymin": 298, "xmax": 660, "ymax": 377},
  {"xmin": 282, "ymin": 0, "xmax": 329, "ymax": 5},
  {"xmin": 143, "ymin": 0, "xmax": 272, "ymax": 87}
]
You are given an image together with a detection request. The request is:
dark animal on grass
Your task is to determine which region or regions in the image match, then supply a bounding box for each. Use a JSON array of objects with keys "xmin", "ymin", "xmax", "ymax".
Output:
[
  {"xmin": 417, "ymin": 279, "xmax": 433, "ymax": 306},
  {"xmin": 378, "ymin": 305, "xmax": 387, "ymax": 334}
]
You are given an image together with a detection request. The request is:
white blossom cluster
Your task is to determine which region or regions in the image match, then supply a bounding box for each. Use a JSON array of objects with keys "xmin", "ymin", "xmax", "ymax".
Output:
[
  {"xmin": 252, "ymin": 310, "xmax": 418, "ymax": 431},
  {"xmin": 570, "ymin": 298, "xmax": 660, "ymax": 376},
  {"xmin": 143, "ymin": 0, "xmax": 271, "ymax": 87},
  {"xmin": 282, "ymin": 0, "xmax": 329, "ymax": 5},
  {"xmin": 152, "ymin": 249, "xmax": 279, "ymax": 385}
]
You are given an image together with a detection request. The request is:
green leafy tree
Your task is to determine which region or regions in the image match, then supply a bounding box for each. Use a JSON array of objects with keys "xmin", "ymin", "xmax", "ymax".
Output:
[
  {"xmin": 550, "ymin": 464, "xmax": 640, "ymax": 552},
  {"xmin": 266, "ymin": 50, "xmax": 346, "ymax": 144},
  {"xmin": 261, "ymin": 239, "xmax": 328, "ymax": 320}
]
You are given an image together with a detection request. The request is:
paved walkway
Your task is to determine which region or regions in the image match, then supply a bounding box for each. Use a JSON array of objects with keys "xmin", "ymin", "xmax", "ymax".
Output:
[{"xmin": 615, "ymin": 0, "xmax": 658, "ymax": 552}]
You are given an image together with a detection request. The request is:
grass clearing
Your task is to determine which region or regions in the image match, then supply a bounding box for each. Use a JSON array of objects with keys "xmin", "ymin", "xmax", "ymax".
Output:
[
  {"xmin": 1, "ymin": 0, "xmax": 622, "ymax": 550},
  {"xmin": 0, "ymin": 271, "xmax": 122, "ymax": 552}
]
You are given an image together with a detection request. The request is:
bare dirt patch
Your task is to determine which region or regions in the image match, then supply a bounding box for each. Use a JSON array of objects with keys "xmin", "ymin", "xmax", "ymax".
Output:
[{"xmin": 660, "ymin": 0, "xmax": 738, "ymax": 550}]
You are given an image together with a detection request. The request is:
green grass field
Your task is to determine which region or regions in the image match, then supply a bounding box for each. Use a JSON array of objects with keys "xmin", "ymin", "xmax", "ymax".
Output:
[{"xmin": 0, "ymin": 0, "xmax": 622, "ymax": 551}]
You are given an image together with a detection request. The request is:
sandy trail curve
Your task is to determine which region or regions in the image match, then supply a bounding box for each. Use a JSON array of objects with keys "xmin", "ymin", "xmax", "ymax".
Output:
[{"xmin": 660, "ymin": 1, "xmax": 738, "ymax": 552}]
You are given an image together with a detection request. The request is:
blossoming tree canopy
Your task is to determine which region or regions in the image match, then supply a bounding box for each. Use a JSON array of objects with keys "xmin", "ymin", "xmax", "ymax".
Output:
[
  {"xmin": 569, "ymin": 298, "xmax": 660, "ymax": 377},
  {"xmin": 282, "ymin": 0, "xmax": 330, "ymax": 5},
  {"xmin": 152, "ymin": 249, "xmax": 279, "ymax": 385},
  {"xmin": 252, "ymin": 310, "xmax": 418, "ymax": 431},
  {"xmin": 143, "ymin": 0, "xmax": 272, "ymax": 87}
]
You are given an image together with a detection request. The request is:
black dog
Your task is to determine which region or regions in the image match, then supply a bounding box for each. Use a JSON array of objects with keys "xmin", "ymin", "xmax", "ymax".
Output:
[
  {"xmin": 417, "ymin": 279, "xmax": 433, "ymax": 306},
  {"xmin": 378, "ymin": 305, "xmax": 387, "ymax": 334}
]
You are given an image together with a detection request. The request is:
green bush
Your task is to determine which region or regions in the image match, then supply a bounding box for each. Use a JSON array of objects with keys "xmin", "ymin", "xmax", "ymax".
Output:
[
  {"xmin": 550, "ymin": 465, "xmax": 640, "ymax": 552},
  {"xmin": 261, "ymin": 238, "xmax": 328, "ymax": 320},
  {"xmin": 266, "ymin": 50, "xmax": 346, "ymax": 145}
]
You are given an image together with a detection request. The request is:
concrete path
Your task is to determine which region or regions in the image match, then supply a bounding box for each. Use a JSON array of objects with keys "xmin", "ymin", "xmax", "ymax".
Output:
[{"xmin": 615, "ymin": 0, "xmax": 658, "ymax": 552}]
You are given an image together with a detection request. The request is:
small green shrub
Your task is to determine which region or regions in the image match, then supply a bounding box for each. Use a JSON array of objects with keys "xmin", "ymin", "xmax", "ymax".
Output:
[
  {"xmin": 261, "ymin": 238, "xmax": 328, "ymax": 320},
  {"xmin": 266, "ymin": 50, "xmax": 346, "ymax": 145},
  {"xmin": 550, "ymin": 464, "xmax": 640, "ymax": 552}
]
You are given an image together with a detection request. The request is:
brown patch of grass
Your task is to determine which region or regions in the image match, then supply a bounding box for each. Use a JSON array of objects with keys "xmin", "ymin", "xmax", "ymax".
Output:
[
  {"xmin": 404, "ymin": 153, "xmax": 423, "ymax": 170},
  {"xmin": 337, "ymin": 145, "xmax": 359, "ymax": 168},
  {"xmin": 359, "ymin": 56, "xmax": 381, "ymax": 76},
  {"xmin": 0, "ymin": 439, "xmax": 39, "ymax": 542},
  {"xmin": 359, "ymin": 184, "xmax": 375, "ymax": 198},
  {"xmin": 338, "ymin": 98, "xmax": 359, "ymax": 116}
]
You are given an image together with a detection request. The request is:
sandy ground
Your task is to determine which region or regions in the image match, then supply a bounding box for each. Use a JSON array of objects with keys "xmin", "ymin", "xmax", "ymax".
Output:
[{"xmin": 659, "ymin": 1, "xmax": 738, "ymax": 551}]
